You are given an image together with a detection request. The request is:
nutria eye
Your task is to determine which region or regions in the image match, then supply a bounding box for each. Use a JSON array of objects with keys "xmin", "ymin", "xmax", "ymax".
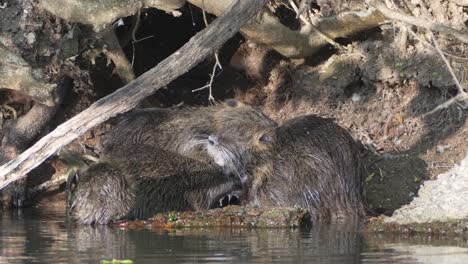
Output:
[
  {"xmin": 258, "ymin": 134, "xmax": 270, "ymax": 143},
  {"xmin": 225, "ymin": 99, "xmax": 239, "ymax": 107}
]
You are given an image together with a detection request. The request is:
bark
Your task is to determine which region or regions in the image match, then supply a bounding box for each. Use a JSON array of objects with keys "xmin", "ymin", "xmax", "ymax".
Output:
[
  {"xmin": 0, "ymin": 0, "xmax": 269, "ymax": 190},
  {"xmin": 188, "ymin": 0, "xmax": 386, "ymax": 58}
]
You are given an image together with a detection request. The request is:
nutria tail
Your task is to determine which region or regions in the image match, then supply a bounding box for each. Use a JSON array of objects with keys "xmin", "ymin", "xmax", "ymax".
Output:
[
  {"xmin": 70, "ymin": 163, "xmax": 135, "ymax": 225},
  {"xmin": 254, "ymin": 115, "xmax": 366, "ymax": 219}
]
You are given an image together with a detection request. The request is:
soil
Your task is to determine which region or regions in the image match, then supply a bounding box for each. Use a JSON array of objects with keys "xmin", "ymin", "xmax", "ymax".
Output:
[{"xmin": 0, "ymin": 0, "xmax": 466, "ymax": 219}]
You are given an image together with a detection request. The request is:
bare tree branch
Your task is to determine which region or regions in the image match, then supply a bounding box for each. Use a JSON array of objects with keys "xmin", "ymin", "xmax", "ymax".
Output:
[
  {"xmin": 369, "ymin": 0, "xmax": 468, "ymax": 44},
  {"xmin": 423, "ymin": 31, "xmax": 467, "ymax": 116}
]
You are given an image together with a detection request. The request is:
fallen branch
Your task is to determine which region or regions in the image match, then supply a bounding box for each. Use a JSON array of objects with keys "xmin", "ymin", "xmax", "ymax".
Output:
[
  {"xmin": 0, "ymin": 0, "xmax": 269, "ymax": 190},
  {"xmin": 369, "ymin": 0, "xmax": 468, "ymax": 44}
]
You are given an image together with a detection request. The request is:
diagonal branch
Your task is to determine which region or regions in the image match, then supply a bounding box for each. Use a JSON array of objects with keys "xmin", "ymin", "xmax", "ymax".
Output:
[
  {"xmin": 369, "ymin": 0, "xmax": 468, "ymax": 44},
  {"xmin": 0, "ymin": 0, "xmax": 269, "ymax": 190}
]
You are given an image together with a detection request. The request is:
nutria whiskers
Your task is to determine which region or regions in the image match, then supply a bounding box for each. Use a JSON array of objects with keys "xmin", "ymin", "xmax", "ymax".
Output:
[{"xmin": 209, "ymin": 114, "xmax": 366, "ymax": 219}]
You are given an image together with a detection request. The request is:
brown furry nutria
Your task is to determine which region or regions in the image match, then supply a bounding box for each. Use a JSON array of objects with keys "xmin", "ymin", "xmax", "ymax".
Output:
[
  {"xmin": 101, "ymin": 100, "xmax": 277, "ymax": 181},
  {"xmin": 71, "ymin": 144, "xmax": 242, "ymax": 225},
  {"xmin": 209, "ymin": 115, "xmax": 366, "ymax": 219}
]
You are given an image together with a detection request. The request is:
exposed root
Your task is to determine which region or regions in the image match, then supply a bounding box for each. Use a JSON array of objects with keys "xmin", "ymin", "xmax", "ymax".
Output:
[
  {"xmin": 0, "ymin": 43, "xmax": 59, "ymax": 107},
  {"xmin": 40, "ymin": 0, "xmax": 187, "ymax": 31},
  {"xmin": 188, "ymin": 0, "xmax": 386, "ymax": 58},
  {"xmin": 40, "ymin": 0, "xmax": 188, "ymax": 84},
  {"xmin": 99, "ymin": 26, "xmax": 135, "ymax": 84},
  {"xmin": 288, "ymin": 0, "xmax": 346, "ymax": 51}
]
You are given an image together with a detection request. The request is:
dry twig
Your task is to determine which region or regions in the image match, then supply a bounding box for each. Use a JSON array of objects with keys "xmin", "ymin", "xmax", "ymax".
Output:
[
  {"xmin": 192, "ymin": 5, "xmax": 223, "ymax": 102},
  {"xmin": 369, "ymin": 0, "xmax": 468, "ymax": 44},
  {"xmin": 424, "ymin": 31, "xmax": 467, "ymax": 116}
]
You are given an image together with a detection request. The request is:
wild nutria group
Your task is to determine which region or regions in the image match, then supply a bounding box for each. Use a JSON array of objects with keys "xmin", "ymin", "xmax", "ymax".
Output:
[{"xmin": 70, "ymin": 100, "xmax": 366, "ymax": 224}]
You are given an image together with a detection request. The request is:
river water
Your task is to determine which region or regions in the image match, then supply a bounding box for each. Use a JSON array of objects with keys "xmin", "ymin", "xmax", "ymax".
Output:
[{"xmin": 1, "ymin": 208, "xmax": 467, "ymax": 263}]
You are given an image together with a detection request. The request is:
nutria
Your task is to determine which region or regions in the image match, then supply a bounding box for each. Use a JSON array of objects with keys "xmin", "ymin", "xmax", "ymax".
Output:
[
  {"xmin": 101, "ymin": 100, "xmax": 277, "ymax": 180},
  {"xmin": 71, "ymin": 144, "xmax": 242, "ymax": 225},
  {"xmin": 208, "ymin": 115, "xmax": 366, "ymax": 219}
]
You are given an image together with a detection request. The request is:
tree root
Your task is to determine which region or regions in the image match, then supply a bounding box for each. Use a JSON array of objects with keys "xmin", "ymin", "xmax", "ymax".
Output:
[
  {"xmin": 39, "ymin": 0, "xmax": 186, "ymax": 31},
  {"xmin": 0, "ymin": 78, "xmax": 66, "ymax": 208},
  {"xmin": 188, "ymin": 0, "xmax": 386, "ymax": 58},
  {"xmin": 100, "ymin": 26, "xmax": 135, "ymax": 84},
  {"xmin": 0, "ymin": 103, "xmax": 61, "ymax": 163},
  {"xmin": 0, "ymin": 0, "xmax": 268, "ymax": 190},
  {"xmin": 0, "ymin": 43, "xmax": 59, "ymax": 107}
]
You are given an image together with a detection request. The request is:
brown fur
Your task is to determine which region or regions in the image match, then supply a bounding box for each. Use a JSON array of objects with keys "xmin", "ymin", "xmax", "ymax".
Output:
[
  {"xmin": 204, "ymin": 114, "xmax": 366, "ymax": 218},
  {"xmin": 247, "ymin": 115, "xmax": 366, "ymax": 219},
  {"xmin": 71, "ymin": 144, "xmax": 241, "ymax": 225},
  {"xmin": 101, "ymin": 100, "xmax": 277, "ymax": 180}
]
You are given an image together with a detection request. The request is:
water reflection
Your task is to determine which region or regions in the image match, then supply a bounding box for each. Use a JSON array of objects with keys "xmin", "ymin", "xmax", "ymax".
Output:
[{"xmin": 0, "ymin": 208, "xmax": 467, "ymax": 263}]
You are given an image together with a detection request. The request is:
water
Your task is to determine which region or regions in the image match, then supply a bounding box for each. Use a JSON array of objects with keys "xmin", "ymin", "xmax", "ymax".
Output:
[{"xmin": 1, "ymin": 209, "xmax": 467, "ymax": 263}]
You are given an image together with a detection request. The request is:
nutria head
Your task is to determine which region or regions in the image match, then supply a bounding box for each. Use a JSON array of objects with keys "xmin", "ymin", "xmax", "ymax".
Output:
[{"xmin": 205, "ymin": 99, "xmax": 277, "ymax": 182}]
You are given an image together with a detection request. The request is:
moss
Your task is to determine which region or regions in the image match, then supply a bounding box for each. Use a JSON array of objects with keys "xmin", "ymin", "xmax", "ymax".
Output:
[{"xmin": 119, "ymin": 206, "xmax": 312, "ymax": 230}]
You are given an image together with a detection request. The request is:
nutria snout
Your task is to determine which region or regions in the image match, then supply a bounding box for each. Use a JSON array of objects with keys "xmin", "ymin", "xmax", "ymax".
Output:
[
  {"xmin": 101, "ymin": 100, "xmax": 277, "ymax": 178},
  {"xmin": 191, "ymin": 114, "xmax": 366, "ymax": 220},
  {"xmin": 205, "ymin": 123, "xmax": 276, "ymax": 183}
]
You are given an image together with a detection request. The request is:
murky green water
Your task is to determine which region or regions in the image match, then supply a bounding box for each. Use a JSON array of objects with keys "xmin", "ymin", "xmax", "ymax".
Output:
[{"xmin": 1, "ymin": 209, "xmax": 467, "ymax": 263}]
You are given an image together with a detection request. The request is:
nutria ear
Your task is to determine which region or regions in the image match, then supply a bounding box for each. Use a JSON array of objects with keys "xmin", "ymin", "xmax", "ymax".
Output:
[{"xmin": 225, "ymin": 99, "xmax": 241, "ymax": 107}]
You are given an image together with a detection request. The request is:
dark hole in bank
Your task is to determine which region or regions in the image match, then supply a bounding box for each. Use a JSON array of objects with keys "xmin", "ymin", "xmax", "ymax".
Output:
[{"xmin": 112, "ymin": 4, "xmax": 244, "ymax": 107}]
